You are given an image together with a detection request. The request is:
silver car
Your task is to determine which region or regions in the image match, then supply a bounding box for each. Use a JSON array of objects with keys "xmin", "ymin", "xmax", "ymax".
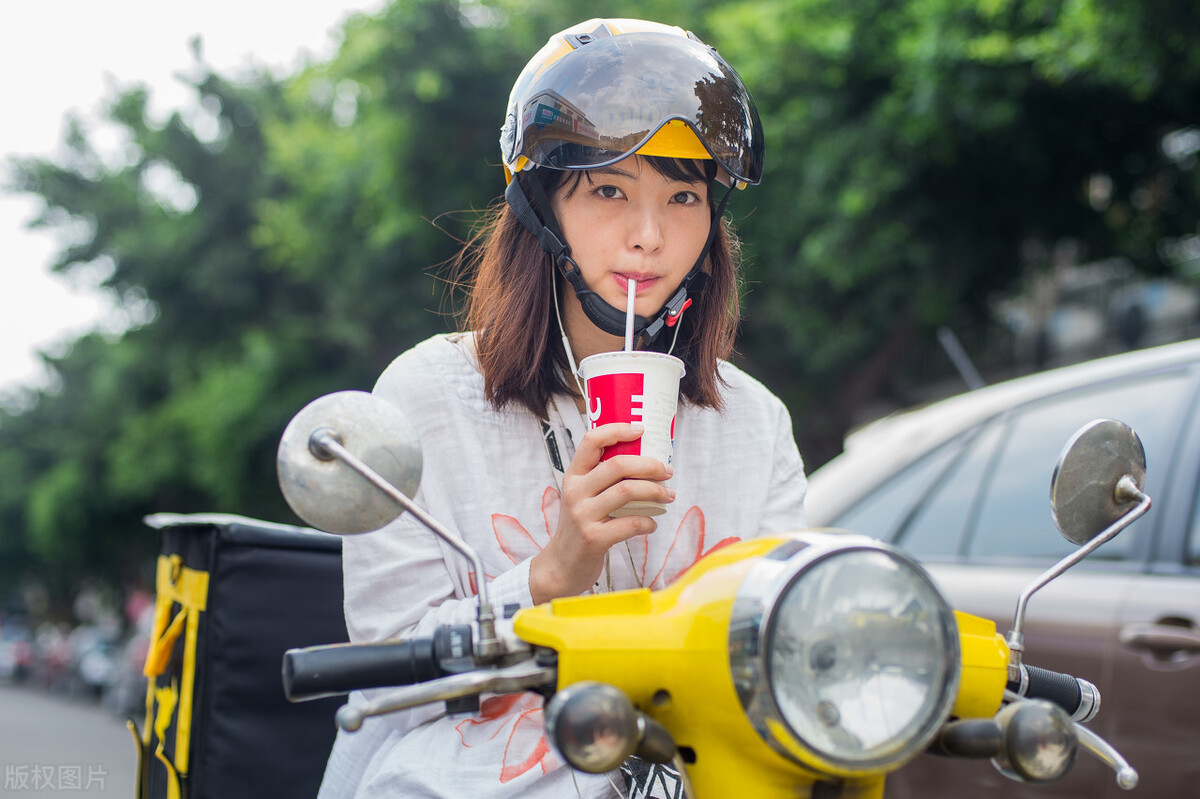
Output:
[{"xmin": 805, "ymin": 338, "xmax": 1200, "ymax": 798}]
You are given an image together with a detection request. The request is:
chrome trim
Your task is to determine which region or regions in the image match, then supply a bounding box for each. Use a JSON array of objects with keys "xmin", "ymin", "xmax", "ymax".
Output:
[
  {"xmin": 727, "ymin": 531, "xmax": 961, "ymax": 773},
  {"xmin": 1074, "ymin": 678, "xmax": 1101, "ymax": 724}
]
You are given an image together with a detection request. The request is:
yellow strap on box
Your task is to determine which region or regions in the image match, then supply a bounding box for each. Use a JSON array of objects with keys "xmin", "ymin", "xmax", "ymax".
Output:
[
  {"xmin": 152, "ymin": 681, "xmax": 182, "ymax": 799},
  {"xmin": 143, "ymin": 553, "xmax": 211, "ymax": 789},
  {"xmin": 145, "ymin": 555, "xmax": 210, "ymax": 673}
]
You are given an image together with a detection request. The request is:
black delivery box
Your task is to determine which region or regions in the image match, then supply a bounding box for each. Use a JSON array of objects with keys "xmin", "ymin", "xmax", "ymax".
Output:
[{"xmin": 133, "ymin": 513, "xmax": 347, "ymax": 799}]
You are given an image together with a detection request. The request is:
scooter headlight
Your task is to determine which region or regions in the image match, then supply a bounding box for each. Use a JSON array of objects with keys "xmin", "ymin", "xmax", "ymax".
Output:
[{"xmin": 729, "ymin": 534, "xmax": 960, "ymax": 774}]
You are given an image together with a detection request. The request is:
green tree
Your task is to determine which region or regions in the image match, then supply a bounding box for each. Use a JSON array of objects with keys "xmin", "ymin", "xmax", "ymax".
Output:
[
  {"xmin": 2, "ymin": 65, "xmax": 320, "ymax": 601},
  {"xmin": 0, "ymin": 0, "xmax": 533, "ymax": 607},
  {"xmin": 704, "ymin": 0, "xmax": 1200, "ymax": 463},
  {"xmin": 252, "ymin": 0, "xmax": 522, "ymax": 367},
  {"xmin": 5, "ymin": 0, "xmax": 1200, "ymax": 609}
]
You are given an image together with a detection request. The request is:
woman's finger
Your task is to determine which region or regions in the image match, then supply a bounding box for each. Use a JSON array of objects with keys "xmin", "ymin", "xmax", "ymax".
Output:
[
  {"xmin": 587, "ymin": 476, "xmax": 676, "ymax": 521},
  {"xmin": 565, "ymin": 423, "xmax": 647, "ymax": 475}
]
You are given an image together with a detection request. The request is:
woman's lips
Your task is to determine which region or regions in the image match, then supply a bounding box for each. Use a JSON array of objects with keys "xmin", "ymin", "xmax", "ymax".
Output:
[{"xmin": 614, "ymin": 273, "xmax": 659, "ymax": 294}]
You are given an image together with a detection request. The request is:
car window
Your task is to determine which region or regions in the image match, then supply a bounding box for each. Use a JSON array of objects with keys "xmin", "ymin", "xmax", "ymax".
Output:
[
  {"xmin": 832, "ymin": 439, "xmax": 963, "ymax": 541},
  {"xmin": 965, "ymin": 371, "xmax": 1192, "ymax": 563},
  {"xmin": 896, "ymin": 420, "xmax": 1005, "ymax": 559},
  {"xmin": 1186, "ymin": 476, "xmax": 1200, "ymax": 565}
]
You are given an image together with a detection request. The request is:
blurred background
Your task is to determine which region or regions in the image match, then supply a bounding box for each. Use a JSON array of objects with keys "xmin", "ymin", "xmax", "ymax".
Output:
[{"xmin": 0, "ymin": 0, "xmax": 1198, "ymax": 762}]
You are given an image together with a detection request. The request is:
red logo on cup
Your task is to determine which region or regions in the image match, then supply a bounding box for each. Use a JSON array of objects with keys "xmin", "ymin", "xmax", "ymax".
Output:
[{"xmin": 587, "ymin": 372, "xmax": 644, "ymax": 459}]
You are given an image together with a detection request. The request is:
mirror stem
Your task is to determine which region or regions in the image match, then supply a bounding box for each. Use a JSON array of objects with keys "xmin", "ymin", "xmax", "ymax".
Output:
[
  {"xmin": 310, "ymin": 429, "xmax": 504, "ymax": 660},
  {"xmin": 1006, "ymin": 476, "xmax": 1151, "ymax": 680}
]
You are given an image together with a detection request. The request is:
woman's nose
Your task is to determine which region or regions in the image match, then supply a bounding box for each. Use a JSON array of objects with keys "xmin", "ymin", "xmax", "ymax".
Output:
[{"xmin": 628, "ymin": 207, "xmax": 665, "ymax": 253}]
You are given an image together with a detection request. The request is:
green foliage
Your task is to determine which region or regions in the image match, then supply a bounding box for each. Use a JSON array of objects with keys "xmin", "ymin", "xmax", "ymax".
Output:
[
  {"xmin": 1, "ymin": 63, "xmax": 318, "ymax": 602},
  {"xmin": 2, "ymin": 0, "xmax": 1199, "ymax": 608},
  {"xmin": 703, "ymin": 0, "xmax": 1200, "ymax": 459},
  {"xmin": 254, "ymin": 0, "xmax": 515, "ymax": 362}
]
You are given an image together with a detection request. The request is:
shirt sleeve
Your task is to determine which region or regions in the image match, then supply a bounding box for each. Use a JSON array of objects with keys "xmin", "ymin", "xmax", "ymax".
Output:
[
  {"xmin": 756, "ymin": 393, "xmax": 809, "ymax": 536},
  {"xmin": 326, "ymin": 520, "xmax": 539, "ymax": 796},
  {"xmin": 342, "ymin": 335, "xmax": 537, "ymax": 646},
  {"xmin": 341, "ymin": 513, "xmax": 534, "ymax": 644},
  {"xmin": 337, "ymin": 492, "xmax": 535, "ymax": 749}
]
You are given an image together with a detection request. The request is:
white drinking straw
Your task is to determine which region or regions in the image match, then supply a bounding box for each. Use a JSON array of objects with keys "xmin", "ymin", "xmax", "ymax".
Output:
[{"xmin": 624, "ymin": 278, "xmax": 636, "ymax": 351}]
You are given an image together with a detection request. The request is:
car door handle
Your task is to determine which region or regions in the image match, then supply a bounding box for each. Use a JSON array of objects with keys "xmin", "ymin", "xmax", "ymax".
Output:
[{"xmin": 1118, "ymin": 622, "xmax": 1200, "ymax": 656}]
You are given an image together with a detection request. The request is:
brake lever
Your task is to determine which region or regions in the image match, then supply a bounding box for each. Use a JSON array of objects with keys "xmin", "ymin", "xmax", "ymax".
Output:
[
  {"xmin": 999, "ymin": 690, "xmax": 1138, "ymax": 790},
  {"xmin": 336, "ymin": 659, "xmax": 556, "ymax": 731},
  {"xmin": 1074, "ymin": 723, "xmax": 1138, "ymax": 791}
]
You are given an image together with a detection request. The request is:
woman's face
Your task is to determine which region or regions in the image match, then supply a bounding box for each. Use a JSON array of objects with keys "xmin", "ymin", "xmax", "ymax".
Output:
[{"xmin": 551, "ymin": 156, "xmax": 710, "ymax": 325}]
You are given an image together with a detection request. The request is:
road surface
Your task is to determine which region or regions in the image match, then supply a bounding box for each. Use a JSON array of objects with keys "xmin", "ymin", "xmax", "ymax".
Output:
[{"xmin": 0, "ymin": 682, "xmax": 137, "ymax": 797}]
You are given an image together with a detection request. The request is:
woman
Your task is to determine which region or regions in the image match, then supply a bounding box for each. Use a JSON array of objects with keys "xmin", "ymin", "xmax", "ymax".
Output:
[{"xmin": 319, "ymin": 18, "xmax": 808, "ymax": 798}]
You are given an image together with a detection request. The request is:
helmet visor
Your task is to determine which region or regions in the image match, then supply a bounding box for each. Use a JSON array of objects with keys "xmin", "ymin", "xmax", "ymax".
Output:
[{"xmin": 504, "ymin": 32, "xmax": 764, "ymax": 185}]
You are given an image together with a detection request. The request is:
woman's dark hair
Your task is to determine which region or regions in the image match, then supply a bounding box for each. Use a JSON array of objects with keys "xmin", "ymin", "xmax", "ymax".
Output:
[{"xmin": 454, "ymin": 156, "xmax": 742, "ymax": 419}]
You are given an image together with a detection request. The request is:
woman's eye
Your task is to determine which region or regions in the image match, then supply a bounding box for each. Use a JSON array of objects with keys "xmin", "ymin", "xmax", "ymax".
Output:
[
  {"xmin": 595, "ymin": 185, "xmax": 624, "ymax": 199},
  {"xmin": 672, "ymin": 190, "xmax": 702, "ymax": 205}
]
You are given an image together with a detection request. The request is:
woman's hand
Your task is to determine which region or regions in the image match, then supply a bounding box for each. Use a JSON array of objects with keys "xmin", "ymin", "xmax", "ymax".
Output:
[{"xmin": 529, "ymin": 423, "xmax": 674, "ymax": 603}]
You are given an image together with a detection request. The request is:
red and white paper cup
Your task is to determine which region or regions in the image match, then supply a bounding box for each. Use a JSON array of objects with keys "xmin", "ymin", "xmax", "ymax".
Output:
[{"xmin": 578, "ymin": 351, "xmax": 685, "ymax": 517}]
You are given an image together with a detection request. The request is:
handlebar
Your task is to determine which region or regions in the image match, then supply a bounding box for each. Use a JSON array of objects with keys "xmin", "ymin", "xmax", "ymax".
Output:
[
  {"xmin": 283, "ymin": 624, "xmax": 474, "ymax": 702},
  {"xmin": 1006, "ymin": 663, "xmax": 1100, "ymax": 723}
]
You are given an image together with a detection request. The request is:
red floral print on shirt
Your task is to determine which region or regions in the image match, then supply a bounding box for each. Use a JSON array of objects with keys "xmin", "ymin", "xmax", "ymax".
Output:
[
  {"xmin": 466, "ymin": 487, "xmax": 559, "ymax": 595},
  {"xmin": 628, "ymin": 504, "xmax": 741, "ymax": 588},
  {"xmin": 453, "ymin": 693, "xmax": 557, "ymax": 783},
  {"xmin": 463, "ymin": 488, "xmax": 740, "ymax": 785}
]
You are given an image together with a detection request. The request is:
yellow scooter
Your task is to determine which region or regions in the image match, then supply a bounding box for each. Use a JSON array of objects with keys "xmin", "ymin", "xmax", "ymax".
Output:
[{"xmin": 277, "ymin": 392, "xmax": 1143, "ymax": 798}]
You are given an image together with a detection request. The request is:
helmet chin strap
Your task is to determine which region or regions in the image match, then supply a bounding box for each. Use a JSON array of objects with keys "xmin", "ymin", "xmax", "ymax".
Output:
[{"xmin": 505, "ymin": 173, "xmax": 733, "ymax": 346}]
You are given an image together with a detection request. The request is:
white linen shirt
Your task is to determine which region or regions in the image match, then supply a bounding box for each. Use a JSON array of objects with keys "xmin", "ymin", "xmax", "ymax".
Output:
[{"xmin": 319, "ymin": 332, "xmax": 808, "ymax": 798}]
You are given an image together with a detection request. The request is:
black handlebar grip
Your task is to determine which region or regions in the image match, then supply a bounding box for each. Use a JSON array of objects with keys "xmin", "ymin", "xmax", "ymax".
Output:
[
  {"xmin": 283, "ymin": 624, "xmax": 474, "ymax": 702},
  {"xmin": 1007, "ymin": 664, "xmax": 1100, "ymax": 723}
]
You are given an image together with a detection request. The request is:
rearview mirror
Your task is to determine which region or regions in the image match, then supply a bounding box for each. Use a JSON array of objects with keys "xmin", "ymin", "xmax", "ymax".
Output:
[
  {"xmin": 276, "ymin": 390, "xmax": 422, "ymax": 534},
  {"xmin": 1049, "ymin": 419, "xmax": 1146, "ymax": 547},
  {"xmin": 1007, "ymin": 418, "xmax": 1152, "ymax": 682}
]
